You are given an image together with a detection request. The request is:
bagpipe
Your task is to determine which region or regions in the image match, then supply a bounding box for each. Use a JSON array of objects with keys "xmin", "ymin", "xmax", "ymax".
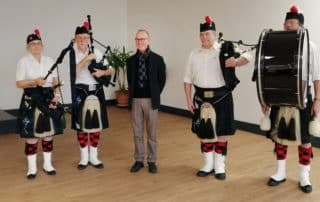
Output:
[
  {"xmin": 30, "ymin": 40, "xmax": 74, "ymax": 118},
  {"xmin": 87, "ymin": 15, "xmax": 115, "ymax": 87},
  {"xmin": 218, "ymin": 32, "xmax": 256, "ymax": 90},
  {"xmin": 28, "ymin": 43, "xmax": 72, "ymax": 136},
  {"xmin": 191, "ymin": 34, "xmax": 256, "ymax": 137}
]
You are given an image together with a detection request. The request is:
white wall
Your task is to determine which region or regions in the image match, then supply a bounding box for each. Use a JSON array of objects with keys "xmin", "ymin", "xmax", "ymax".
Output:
[
  {"xmin": 2, "ymin": 0, "xmax": 320, "ymax": 125},
  {"xmin": 127, "ymin": 0, "xmax": 320, "ymax": 124},
  {"xmin": 0, "ymin": 0, "xmax": 127, "ymax": 110}
]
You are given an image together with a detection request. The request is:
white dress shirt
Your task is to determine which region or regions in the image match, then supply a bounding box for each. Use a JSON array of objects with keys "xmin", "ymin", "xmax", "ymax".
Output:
[
  {"xmin": 16, "ymin": 53, "xmax": 56, "ymax": 87},
  {"xmin": 184, "ymin": 41, "xmax": 252, "ymax": 88},
  {"xmin": 309, "ymin": 41, "xmax": 320, "ymax": 82},
  {"xmin": 74, "ymin": 45, "xmax": 108, "ymax": 85}
]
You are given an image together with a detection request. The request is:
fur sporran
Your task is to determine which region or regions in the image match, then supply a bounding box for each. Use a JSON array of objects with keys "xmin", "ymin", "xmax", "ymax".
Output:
[
  {"xmin": 81, "ymin": 95, "xmax": 102, "ymax": 133},
  {"xmin": 191, "ymin": 102, "xmax": 218, "ymax": 142},
  {"xmin": 34, "ymin": 107, "xmax": 54, "ymax": 137}
]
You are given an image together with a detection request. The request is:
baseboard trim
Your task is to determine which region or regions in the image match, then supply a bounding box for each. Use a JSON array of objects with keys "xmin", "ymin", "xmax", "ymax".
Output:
[
  {"xmin": 159, "ymin": 105, "xmax": 192, "ymax": 118},
  {"xmin": 2, "ymin": 103, "xmax": 320, "ymax": 147},
  {"xmin": 0, "ymin": 120, "xmax": 17, "ymax": 134},
  {"xmin": 160, "ymin": 105, "xmax": 263, "ymax": 135}
]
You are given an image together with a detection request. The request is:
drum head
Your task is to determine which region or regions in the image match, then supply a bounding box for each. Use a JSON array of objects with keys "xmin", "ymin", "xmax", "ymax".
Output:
[{"xmin": 255, "ymin": 28, "xmax": 309, "ymax": 109}]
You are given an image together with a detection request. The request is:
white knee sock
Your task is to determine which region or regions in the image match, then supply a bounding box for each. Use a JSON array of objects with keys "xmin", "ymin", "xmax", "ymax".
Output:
[
  {"xmin": 299, "ymin": 164, "xmax": 311, "ymax": 186},
  {"xmin": 43, "ymin": 152, "xmax": 55, "ymax": 172},
  {"xmin": 200, "ymin": 151, "xmax": 214, "ymax": 172},
  {"xmin": 27, "ymin": 154, "xmax": 37, "ymax": 176},
  {"xmin": 271, "ymin": 159, "xmax": 286, "ymax": 181},
  {"xmin": 79, "ymin": 146, "xmax": 89, "ymax": 165},
  {"xmin": 214, "ymin": 152, "xmax": 225, "ymax": 174},
  {"xmin": 89, "ymin": 146, "xmax": 102, "ymax": 165}
]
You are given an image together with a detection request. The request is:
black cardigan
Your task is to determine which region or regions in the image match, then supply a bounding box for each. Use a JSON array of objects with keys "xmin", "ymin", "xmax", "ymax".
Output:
[{"xmin": 126, "ymin": 51, "xmax": 166, "ymax": 109}]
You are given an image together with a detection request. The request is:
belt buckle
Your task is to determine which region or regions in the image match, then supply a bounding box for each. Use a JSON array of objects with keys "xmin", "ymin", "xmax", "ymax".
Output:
[
  {"xmin": 204, "ymin": 91, "xmax": 214, "ymax": 98},
  {"xmin": 89, "ymin": 85, "xmax": 96, "ymax": 91},
  {"xmin": 24, "ymin": 95, "xmax": 32, "ymax": 100}
]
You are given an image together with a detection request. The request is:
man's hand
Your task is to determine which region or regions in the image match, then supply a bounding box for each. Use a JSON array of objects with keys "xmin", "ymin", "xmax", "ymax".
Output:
[
  {"xmin": 49, "ymin": 96, "xmax": 59, "ymax": 109},
  {"xmin": 105, "ymin": 68, "xmax": 114, "ymax": 76},
  {"xmin": 225, "ymin": 56, "xmax": 249, "ymax": 68},
  {"xmin": 91, "ymin": 68, "xmax": 111, "ymax": 78},
  {"xmin": 225, "ymin": 57, "xmax": 237, "ymax": 68},
  {"xmin": 261, "ymin": 106, "xmax": 270, "ymax": 116},
  {"xmin": 35, "ymin": 77, "xmax": 46, "ymax": 86},
  {"xmin": 86, "ymin": 53, "xmax": 96, "ymax": 61},
  {"xmin": 312, "ymin": 99, "xmax": 320, "ymax": 117},
  {"xmin": 187, "ymin": 101, "xmax": 195, "ymax": 114}
]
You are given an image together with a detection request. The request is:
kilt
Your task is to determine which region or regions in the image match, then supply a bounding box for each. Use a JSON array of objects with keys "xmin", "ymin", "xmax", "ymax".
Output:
[
  {"xmin": 71, "ymin": 84, "xmax": 109, "ymax": 132},
  {"xmin": 268, "ymin": 94, "xmax": 312, "ymax": 145},
  {"xmin": 17, "ymin": 87, "xmax": 64, "ymax": 138},
  {"xmin": 193, "ymin": 86, "xmax": 235, "ymax": 139}
]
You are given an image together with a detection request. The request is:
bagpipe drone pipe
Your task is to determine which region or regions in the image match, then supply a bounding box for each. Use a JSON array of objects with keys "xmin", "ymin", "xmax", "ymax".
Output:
[
  {"xmin": 30, "ymin": 40, "xmax": 74, "ymax": 118},
  {"xmin": 87, "ymin": 15, "xmax": 115, "ymax": 87}
]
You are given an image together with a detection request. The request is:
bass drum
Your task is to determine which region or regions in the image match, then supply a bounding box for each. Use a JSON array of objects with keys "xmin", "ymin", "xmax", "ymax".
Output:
[{"xmin": 255, "ymin": 28, "xmax": 310, "ymax": 109}]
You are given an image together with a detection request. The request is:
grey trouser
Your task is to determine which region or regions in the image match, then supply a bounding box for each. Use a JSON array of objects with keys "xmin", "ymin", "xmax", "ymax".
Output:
[{"xmin": 131, "ymin": 98, "xmax": 158, "ymax": 162}]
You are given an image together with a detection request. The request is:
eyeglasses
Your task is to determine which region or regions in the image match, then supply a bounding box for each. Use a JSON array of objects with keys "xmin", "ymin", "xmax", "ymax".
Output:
[{"xmin": 135, "ymin": 38, "xmax": 148, "ymax": 41}]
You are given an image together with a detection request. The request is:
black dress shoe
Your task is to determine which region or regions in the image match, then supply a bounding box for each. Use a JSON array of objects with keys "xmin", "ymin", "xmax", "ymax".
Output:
[
  {"xmin": 148, "ymin": 162, "xmax": 158, "ymax": 173},
  {"xmin": 299, "ymin": 184, "xmax": 312, "ymax": 193},
  {"xmin": 130, "ymin": 161, "xmax": 144, "ymax": 173},
  {"xmin": 90, "ymin": 162, "xmax": 104, "ymax": 169},
  {"xmin": 267, "ymin": 178, "xmax": 286, "ymax": 186},
  {"xmin": 215, "ymin": 173, "xmax": 226, "ymax": 180},
  {"xmin": 196, "ymin": 169, "xmax": 214, "ymax": 177},
  {"xmin": 27, "ymin": 173, "xmax": 37, "ymax": 180},
  {"xmin": 43, "ymin": 169, "xmax": 56, "ymax": 175},
  {"xmin": 77, "ymin": 164, "xmax": 88, "ymax": 170}
]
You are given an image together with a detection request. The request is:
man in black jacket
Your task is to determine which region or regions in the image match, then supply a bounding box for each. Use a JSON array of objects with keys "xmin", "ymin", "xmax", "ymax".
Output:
[{"xmin": 126, "ymin": 29, "xmax": 166, "ymax": 173}]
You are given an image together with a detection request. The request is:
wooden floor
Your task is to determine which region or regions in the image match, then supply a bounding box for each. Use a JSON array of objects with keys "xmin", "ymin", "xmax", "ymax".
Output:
[{"xmin": 0, "ymin": 106, "xmax": 320, "ymax": 202}]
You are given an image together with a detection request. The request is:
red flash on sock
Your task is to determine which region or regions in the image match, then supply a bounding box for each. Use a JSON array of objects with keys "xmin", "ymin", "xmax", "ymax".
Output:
[
  {"xmin": 214, "ymin": 141, "xmax": 228, "ymax": 155},
  {"xmin": 25, "ymin": 143, "xmax": 38, "ymax": 155},
  {"xmin": 42, "ymin": 140, "xmax": 53, "ymax": 152},
  {"xmin": 200, "ymin": 142, "xmax": 214, "ymax": 153},
  {"xmin": 298, "ymin": 146, "xmax": 312, "ymax": 165},
  {"xmin": 275, "ymin": 143, "xmax": 288, "ymax": 160},
  {"xmin": 89, "ymin": 132, "xmax": 100, "ymax": 147},
  {"xmin": 77, "ymin": 132, "xmax": 88, "ymax": 148}
]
